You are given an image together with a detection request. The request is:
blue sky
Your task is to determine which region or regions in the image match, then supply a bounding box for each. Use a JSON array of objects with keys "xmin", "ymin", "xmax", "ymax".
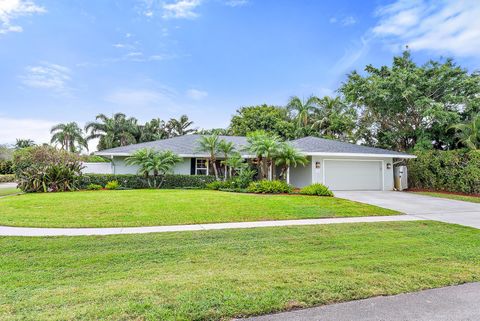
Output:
[{"xmin": 1, "ymin": 0, "xmax": 479, "ymax": 150}]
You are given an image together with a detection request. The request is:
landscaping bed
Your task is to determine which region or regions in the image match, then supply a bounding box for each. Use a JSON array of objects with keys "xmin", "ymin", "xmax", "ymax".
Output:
[
  {"xmin": 1, "ymin": 221, "xmax": 479, "ymax": 321},
  {"xmin": 0, "ymin": 189, "xmax": 399, "ymax": 228}
]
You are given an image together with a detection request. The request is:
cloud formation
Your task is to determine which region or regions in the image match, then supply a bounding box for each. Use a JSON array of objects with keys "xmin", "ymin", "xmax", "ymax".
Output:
[
  {"xmin": 20, "ymin": 62, "xmax": 72, "ymax": 94},
  {"xmin": 162, "ymin": 0, "xmax": 202, "ymax": 19},
  {"xmin": 373, "ymin": 0, "xmax": 480, "ymax": 57},
  {"xmin": 0, "ymin": 0, "xmax": 45, "ymax": 34},
  {"xmin": 186, "ymin": 88, "xmax": 208, "ymax": 100}
]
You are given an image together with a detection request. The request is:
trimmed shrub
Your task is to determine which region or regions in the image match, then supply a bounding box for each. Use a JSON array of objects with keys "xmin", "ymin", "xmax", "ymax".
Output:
[
  {"xmin": 86, "ymin": 183, "xmax": 102, "ymax": 190},
  {"xmin": 105, "ymin": 180, "xmax": 120, "ymax": 190},
  {"xmin": 408, "ymin": 149, "xmax": 480, "ymax": 194},
  {"xmin": 78, "ymin": 174, "xmax": 216, "ymax": 190},
  {"xmin": 206, "ymin": 181, "xmax": 230, "ymax": 190},
  {"xmin": 0, "ymin": 174, "xmax": 15, "ymax": 183},
  {"xmin": 247, "ymin": 180, "xmax": 293, "ymax": 194},
  {"xmin": 299, "ymin": 183, "xmax": 334, "ymax": 196}
]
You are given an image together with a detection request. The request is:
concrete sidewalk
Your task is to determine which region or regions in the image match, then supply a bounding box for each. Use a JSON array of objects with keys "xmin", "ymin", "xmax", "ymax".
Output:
[
  {"xmin": 239, "ymin": 282, "xmax": 480, "ymax": 321},
  {"xmin": 0, "ymin": 215, "xmax": 421, "ymax": 237}
]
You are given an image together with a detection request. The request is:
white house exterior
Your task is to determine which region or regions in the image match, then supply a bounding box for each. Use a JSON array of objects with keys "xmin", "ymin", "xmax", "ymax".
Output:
[{"xmin": 95, "ymin": 135, "xmax": 415, "ymax": 191}]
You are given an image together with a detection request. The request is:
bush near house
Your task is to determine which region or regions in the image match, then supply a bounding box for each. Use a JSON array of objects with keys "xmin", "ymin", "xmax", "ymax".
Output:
[
  {"xmin": 299, "ymin": 183, "xmax": 334, "ymax": 196},
  {"xmin": 408, "ymin": 149, "xmax": 480, "ymax": 194},
  {"xmin": 247, "ymin": 180, "xmax": 293, "ymax": 194},
  {"xmin": 105, "ymin": 180, "xmax": 120, "ymax": 190},
  {"xmin": 0, "ymin": 159, "xmax": 14, "ymax": 174},
  {"xmin": 0, "ymin": 174, "xmax": 15, "ymax": 183},
  {"xmin": 78, "ymin": 174, "xmax": 216, "ymax": 190}
]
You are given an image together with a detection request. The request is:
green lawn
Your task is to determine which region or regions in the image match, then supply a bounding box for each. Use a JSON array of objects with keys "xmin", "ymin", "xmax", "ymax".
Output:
[
  {"xmin": 0, "ymin": 189, "xmax": 399, "ymax": 228},
  {"xmin": 1, "ymin": 221, "xmax": 479, "ymax": 321},
  {"xmin": 0, "ymin": 188, "xmax": 21, "ymax": 197},
  {"xmin": 414, "ymin": 191, "xmax": 480, "ymax": 204}
]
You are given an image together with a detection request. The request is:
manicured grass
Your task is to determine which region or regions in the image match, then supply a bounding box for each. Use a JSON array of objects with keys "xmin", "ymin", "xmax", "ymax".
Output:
[
  {"xmin": 414, "ymin": 191, "xmax": 480, "ymax": 204},
  {"xmin": 0, "ymin": 188, "xmax": 21, "ymax": 197},
  {"xmin": 0, "ymin": 189, "xmax": 399, "ymax": 228},
  {"xmin": 1, "ymin": 221, "xmax": 479, "ymax": 320}
]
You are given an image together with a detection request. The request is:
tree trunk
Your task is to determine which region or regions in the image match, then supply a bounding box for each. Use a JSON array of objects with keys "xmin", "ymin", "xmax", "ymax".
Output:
[{"xmin": 211, "ymin": 156, "xmax": 219, "ymax": 180}]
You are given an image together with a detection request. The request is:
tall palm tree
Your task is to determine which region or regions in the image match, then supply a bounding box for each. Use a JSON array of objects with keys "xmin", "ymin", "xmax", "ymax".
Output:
[
  {"xmin": 225, "ymin": 152, "xmax": 247, "ymax": 177},
  {"xmin": 50, "ymin": 122, "xmax": 88, "ymax": 153},
  {"xmin": 287, "ymin": 95, "xmax": 319, "ymax": 129},
  {"xmin": 218, "ymin": 139, "xmax": 235, "ymax": 180},
  {"xmin": 311, "ymin": 96, "xmax": 356, "ymax": 140},
  {"xmin": 167, "ymin": 115, "xmax": 195, "ymax": 137},
  {"xmin": 275, "ymin": 143, "xmax": 308, "ymax": 181},
  {"xmin": 246, "ymin": 131, "xmax": 282, "ymax": 180},
  {"xmin": 450, "ymin": 114, "xmax": 480, "ymax": 150},
  {"xmin": 139, "ymin": 118, "xmax": 168, "ymax": 142},
  {"xmin": 85, "ymin": 113, "xmax": 139, "ymax": 150},
  {"xmin": 197, "ymin": 134, "xmax": 220, "ymax": 179}
]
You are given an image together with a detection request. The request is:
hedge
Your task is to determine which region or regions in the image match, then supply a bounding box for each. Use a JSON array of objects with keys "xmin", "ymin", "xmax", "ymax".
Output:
[
  {"xmin": 408, "ymin": 149, "xmax": 480, "ymax": 194},
  {"xmin": 77, "ymin": 174, "xmax": 217, "ymax": 190},
  {"xmin": 0, "ymin": 174, "xmax": 16, "ymax": 183}
]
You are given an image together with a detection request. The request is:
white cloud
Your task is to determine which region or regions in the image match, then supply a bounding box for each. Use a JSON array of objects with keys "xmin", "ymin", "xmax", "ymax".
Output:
[
  {"xmin": 0, "ymin": 117, "xmax": 56, "ymax": 144},
  {"xmin": 162, "ymin": 0, "xmax": 202, "ymax": 19},
  {"xmin": 224, "ymin": 0, "xmax": 248, "ymax": 7},
  {"xmin": 186, "ymin": 88, "xmax": 208, "ymax": 100},
  {"xmin": 372, "ymin": 0, "xmax": 480, "ymax": 57},
  {"xmin": 329, "ymin": 15, "xmax": 357, "ymax": 26},
  {"xmin": 20, "ymin": 62, "xmax": 72, "ymax": 94},
  {"xmin": 0, "ymin": 0, "xmax": 45, "ymax": 34}
]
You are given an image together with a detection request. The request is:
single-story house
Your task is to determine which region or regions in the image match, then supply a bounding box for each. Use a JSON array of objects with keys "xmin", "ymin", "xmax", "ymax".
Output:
[{"xmin": 94, "ymin": 135, "xmax": 415, "ymax": 191}]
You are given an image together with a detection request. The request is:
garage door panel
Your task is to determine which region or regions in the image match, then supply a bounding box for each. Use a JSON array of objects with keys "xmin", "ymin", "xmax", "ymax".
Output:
[{"xmin": 324, "ymin": 160, "xmax": 382, "ymax": 191}]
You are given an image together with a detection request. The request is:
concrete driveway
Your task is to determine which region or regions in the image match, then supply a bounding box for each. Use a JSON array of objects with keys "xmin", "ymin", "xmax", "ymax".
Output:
[{"xmin": 335, "ymin": 191, "xmax": 480, "ymax": 229}]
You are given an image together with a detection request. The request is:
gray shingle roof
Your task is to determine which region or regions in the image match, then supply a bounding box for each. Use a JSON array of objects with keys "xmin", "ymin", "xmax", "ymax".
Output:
[
  {"xmin": 96, "ymin": 135, "xmax": 413, "ymax": 158},
  {"xmin": 289, "ymin": 136, "xmax": 412, "ymax": 157},
  {"xmin": 96, "ymin": 135, "xmax": 248, "ymax": 157}
]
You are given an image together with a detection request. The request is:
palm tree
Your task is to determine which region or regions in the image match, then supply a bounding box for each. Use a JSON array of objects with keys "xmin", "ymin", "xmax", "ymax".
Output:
[
  {"xmin": 139, "ymin": 118, "xmax": 168, "ymax": 142},
  {"xmin": 224, "ymin": 152, "xmax": 248, "ymax": 177},
  {"xmin": 449, "ymin": 114, "xmax": 480, "ymax": 150},
  {"xmin": 85, "ymin": 113, "xmax": 139, "ymax": 150},
  {"xmin": 126, "ymin": 148, "xmax": 181, "ymax": 187},
  {"xmin": 218, "ymin": 139, "xmax": 235, "ymax": 180},
  {"xmin": 166, "ymin": 115, "xmax": 195, "ymax": 137},
  {"xmin": 196, "ymin": 135, "xmax": 220, "ymax": 179},
  {"xmin": 287, "ymin": 95, "xmax": 319, "ymax": 129},
  {"xmin": 311, "ymin": 96, "xmax": 356, "ymax": 140},
  {"xmin": 50, "ymin": 122, "xmax": 88, "ymax": 153},
  {"xmin": 246, "ymin": 131, "xmax": 282, "ymax": 180},
  {"xmin": 275, "ymin": 143, "xmax": 308, "ymax": 181},
  {"xmin": 14, "ymin": 139, "xmax": 35, "ymax": 149}
]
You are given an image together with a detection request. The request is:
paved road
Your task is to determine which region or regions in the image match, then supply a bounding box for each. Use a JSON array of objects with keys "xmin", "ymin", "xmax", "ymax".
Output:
[
  {"xmin": 0, "ymin": 182, "xmax": 17, "ymax": 189},
  {"xmin": 335, "ymin": 191, "xmax": 480, "ymax": 229},
  {"xmin": 239, "ymin": 282, "xmax": 480, "ymax": 321},
  {"xmin": 0, "ymin": 215, "xmax": 421, "ymax": 236}
]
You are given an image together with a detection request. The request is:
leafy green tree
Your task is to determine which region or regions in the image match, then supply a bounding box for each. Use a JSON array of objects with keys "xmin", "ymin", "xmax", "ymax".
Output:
[
  {"xmin": 275, "ymin": 143, "xmax": 308, "ymax": 180},
  {"xmin": 195, "ymin": 128, "xmax": 232, "ymax": 135},
  {"xmin": 15, "ymin": 139, "xmax": 35, "ymax": 149},
  {"xmin": 224, "ymin": 152, "xmax": 248, "ymax": 177},
  {"xmin": 196, "ymin": 135, "xmax": 220, "ymax": 180},
  {"xmin": 85, "ymin": 113, "xmax": 139, "ymax": 150},
  {"xmin": 246, "ymin": 131, "xmax": 282, "ymax": 180},
  {"xmin": 166, "ymin": 115, "xmax": 195, "ymax": 137},
  {"xmin": 449, "ymin": 114, "xmax": 480, "ymax": 150},
  {"xmin": 50, "ymin": 122, "xmax": 88, "ymax": 153},
  {"xmin": 218, "ymin": 139, "xmax": 235, "ymax": 180},
  {"xmin": 341, "ymin": 51, "xmax": 480, "ymax": 151},
  {"xmin": 229, "ymin": 105, "xmax": 295, "ymax": 139}
]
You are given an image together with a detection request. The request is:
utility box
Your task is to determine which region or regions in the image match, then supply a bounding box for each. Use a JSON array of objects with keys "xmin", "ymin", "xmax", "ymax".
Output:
[{"xmin": 394, "ymin": 166, "xmax": 408, "ymax": 191}]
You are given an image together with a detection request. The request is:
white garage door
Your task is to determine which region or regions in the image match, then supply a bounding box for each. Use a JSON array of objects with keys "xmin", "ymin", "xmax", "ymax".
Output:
[{"xmin": 324, "ymin": 160, "xmax": 383, "ymax": 191}]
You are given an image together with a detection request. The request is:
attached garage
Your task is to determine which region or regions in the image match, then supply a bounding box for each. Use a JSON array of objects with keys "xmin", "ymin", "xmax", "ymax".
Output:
[{"xmin": 324, "ymin": 160, "xmax": 383, "ymax": 191}]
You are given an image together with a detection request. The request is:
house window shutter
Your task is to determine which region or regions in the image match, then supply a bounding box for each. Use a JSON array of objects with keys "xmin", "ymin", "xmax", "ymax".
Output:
[{"xmin": 190, "ymin": 158, "xmax": 196, "ymax": 175}]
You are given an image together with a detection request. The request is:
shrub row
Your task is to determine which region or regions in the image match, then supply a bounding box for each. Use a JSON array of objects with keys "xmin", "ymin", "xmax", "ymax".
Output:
[
  {"xmin": 0, "ymin": 174, "xmax": 15, "ymax": 183},
  {"xmin": 247, "ymin": 180, "xmax": 293, "ymax": 194},
  {"xmin": 78, "ymin": 174, "xmax": 217, "ymax": 190},
  {"xmin": 299, "ymin": 183, "xmax": 334, "ymax": 196},
  {"xmin": 408, "ymin": 149, "xmax": 480, "ymax": 194}
]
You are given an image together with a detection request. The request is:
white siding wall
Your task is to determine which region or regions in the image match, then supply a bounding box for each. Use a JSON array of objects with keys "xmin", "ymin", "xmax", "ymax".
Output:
[
  {"xmin": 81, "ymin": 162, "xmax": 113, "ymax": 174},
  {"xmin": 310, "ymin": 156, "xmax": 394, "ymax": 191},
  {"xmin": 112, "ymin": 157, "xmax": 191, "ymax": 175},
  {"xmin": 289, "ymin": 156, "xmax": 312, "ymax": 188}
]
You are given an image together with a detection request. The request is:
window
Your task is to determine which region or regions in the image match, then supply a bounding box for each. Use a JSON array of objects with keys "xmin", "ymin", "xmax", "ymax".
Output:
[{"xmin": 196, "ymin": 158, "xmax": 208, "ymax": 175}]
